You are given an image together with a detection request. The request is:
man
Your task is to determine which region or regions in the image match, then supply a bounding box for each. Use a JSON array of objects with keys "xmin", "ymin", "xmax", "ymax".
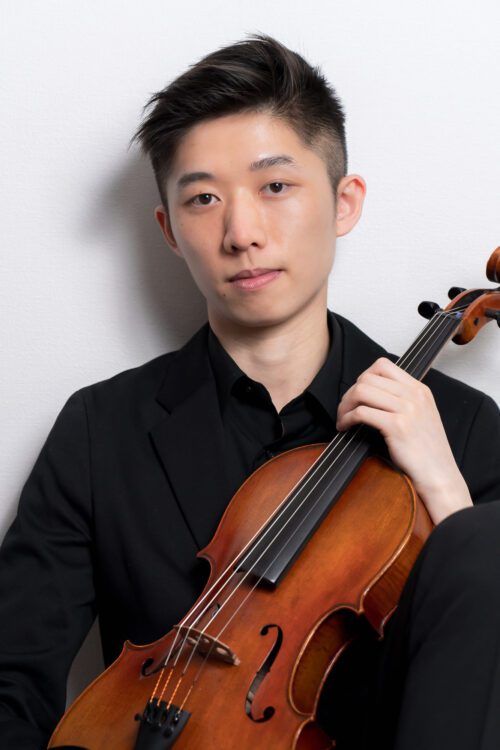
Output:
[{"xmin": 0, "ymin": 33, "xmax": 499, "ymax": 750}]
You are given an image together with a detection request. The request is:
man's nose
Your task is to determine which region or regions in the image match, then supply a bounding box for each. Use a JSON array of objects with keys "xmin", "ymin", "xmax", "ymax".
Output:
[{"xmin": 222, "ymin": 192, "xmax": 267, "ymax": 254}]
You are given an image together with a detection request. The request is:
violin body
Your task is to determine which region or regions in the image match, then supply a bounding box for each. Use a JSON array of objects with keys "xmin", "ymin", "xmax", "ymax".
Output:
[{"xmin": 49, "ymin": 444, "xmax": 433, "ymax": 749}]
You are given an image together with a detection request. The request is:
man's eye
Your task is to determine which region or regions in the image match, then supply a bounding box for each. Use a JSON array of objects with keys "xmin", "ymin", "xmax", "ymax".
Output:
[
  {"xmin": 187, "ymin": 184, "xmax": 288, "ymax": 206},
  {"xmin": 265, "ymin": 182, "xmax": 288, "ymax": 194},
  {"xmin": 189, "ymin": 193, "xmax": 215, "ymax": 206}
]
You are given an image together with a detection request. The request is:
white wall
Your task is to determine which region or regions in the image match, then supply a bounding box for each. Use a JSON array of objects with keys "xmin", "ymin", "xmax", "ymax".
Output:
[{"xmin": 1, "ymin": 0, "xmax": 499, "ymax": 703}]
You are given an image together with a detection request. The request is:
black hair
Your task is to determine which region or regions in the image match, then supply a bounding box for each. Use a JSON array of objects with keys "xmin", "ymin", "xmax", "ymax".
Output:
[{"xmin": 131, "ymin": 32, "xmax": 348, "ymax": 208}]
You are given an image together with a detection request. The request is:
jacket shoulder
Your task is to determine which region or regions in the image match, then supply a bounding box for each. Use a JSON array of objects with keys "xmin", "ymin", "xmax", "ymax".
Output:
[{"xmin": 70, "ymin": 322, "xmax": 211, "ymax": 418}]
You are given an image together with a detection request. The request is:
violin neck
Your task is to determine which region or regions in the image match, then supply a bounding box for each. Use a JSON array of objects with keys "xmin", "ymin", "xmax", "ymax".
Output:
[{"xmin": 394, "ymin": 310, "xmax": 463, "ymax": 381}]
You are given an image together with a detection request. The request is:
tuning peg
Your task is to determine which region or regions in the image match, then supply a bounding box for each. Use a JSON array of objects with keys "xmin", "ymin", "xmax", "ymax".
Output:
[
  {"xmin": 485, "ymin": 309, "xmax": 500, "ymax": 327},
  {"xmin": 448, "ymin": 287, "xmax": 466, "ymax": 299},
  {"xmin": 418, "ymin": 301, "xmax": 442, "ymax": 319}
]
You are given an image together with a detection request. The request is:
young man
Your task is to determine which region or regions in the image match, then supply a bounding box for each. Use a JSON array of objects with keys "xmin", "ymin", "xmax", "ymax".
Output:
[{"xmin": 0, "ymin": 33, "xmax": 499, "ymax": 750}]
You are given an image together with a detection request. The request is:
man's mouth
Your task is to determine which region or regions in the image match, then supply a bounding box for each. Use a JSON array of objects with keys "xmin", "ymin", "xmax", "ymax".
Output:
[
  {"xmin": 229, "ymin": 267, "xmax": 280, "ymax": 281},
  {"xmin": 229, "ymin": 268, "xmax": 282, "ymax": 290}
]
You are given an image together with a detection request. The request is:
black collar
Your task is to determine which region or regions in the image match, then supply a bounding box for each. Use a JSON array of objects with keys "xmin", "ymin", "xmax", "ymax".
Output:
[
  {"xmin": 207, "ymin": 309, "xmax": 343, "ymax": 424},
  {"xmin": 154, "ymin": 311, "xmax": 392, "ymax": 416}
]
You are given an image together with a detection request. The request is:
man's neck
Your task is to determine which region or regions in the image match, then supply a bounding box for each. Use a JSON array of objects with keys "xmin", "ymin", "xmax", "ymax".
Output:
[{"xmin": 208, "ymin": 300, "xmax": 331, "ymax": 413}]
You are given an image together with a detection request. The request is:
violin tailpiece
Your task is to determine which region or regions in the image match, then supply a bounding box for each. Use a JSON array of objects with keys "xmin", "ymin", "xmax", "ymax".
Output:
[{"xmin": 134, "ymin": 697, "xmax": 191, "ymax": 749}]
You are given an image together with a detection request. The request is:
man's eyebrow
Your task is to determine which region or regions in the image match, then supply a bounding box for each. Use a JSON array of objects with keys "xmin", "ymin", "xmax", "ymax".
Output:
[
  {"xmin": 176, "ymin": 171, "xmax": 214, "ymax": 190},
  {"xmin": 249, "ymin": 154, "xmax": 298, "ymax": 171},
  {"xmin": 176, "ymin": 154, "xmax": 298, "ymax": 190}
]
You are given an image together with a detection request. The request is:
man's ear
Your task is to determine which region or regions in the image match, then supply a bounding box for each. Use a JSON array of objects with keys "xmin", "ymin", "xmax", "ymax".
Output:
[
  {"xmin": 335, "ymin": 174, "xmax": 367, "ymax": 237},
  {"xmin": 154, "ymin": 204, "xmax": 183, "ymax": 258}
]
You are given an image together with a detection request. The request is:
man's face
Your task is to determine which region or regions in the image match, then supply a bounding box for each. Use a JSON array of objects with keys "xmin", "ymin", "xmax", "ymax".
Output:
[{"xmin": 157, "ymin": 111, "xmax": 361, "ymax": 330}]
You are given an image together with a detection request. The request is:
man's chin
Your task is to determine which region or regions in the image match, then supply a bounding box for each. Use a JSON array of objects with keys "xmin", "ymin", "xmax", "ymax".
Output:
[{"xmin": 209, "ymin": 303, "xmax": 296, "ymax": 333}]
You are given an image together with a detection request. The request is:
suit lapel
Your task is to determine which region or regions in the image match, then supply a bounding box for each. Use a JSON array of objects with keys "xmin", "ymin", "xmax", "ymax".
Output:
[{"xmin": 149, "ymin": 323, "xmax": 232, "ymax": 550}]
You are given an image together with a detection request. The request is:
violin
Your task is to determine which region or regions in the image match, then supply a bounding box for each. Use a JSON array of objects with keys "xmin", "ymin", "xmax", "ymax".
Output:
[{"xmin": 49, "ymin": 248, "xmax": 500, "ymax": 750}]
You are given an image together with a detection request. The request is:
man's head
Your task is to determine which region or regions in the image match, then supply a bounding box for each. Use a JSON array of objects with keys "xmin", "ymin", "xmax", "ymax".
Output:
[
  {"xmin": 132, "ymin": 34, "xmax": 365, "ymax": 332},
  {"xmin": 133, "ymin": 33, "xmax": 348, "ymax": 210}
]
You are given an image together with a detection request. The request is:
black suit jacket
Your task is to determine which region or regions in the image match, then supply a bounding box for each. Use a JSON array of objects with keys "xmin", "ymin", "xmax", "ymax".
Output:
[{"xmin": 1, "ymin": 312, "xmax": 499, "ymax": 748}]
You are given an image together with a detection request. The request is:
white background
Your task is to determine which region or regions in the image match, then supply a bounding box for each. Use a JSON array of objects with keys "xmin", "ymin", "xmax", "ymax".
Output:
[{"xmin": 1, "ymin": 0, "xmax": 499, "ymax": 703}]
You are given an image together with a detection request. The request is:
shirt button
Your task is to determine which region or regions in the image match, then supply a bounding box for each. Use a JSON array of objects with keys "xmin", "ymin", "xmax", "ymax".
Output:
[{"xmin": 245, "ymin": 384, "xmax": 253, "ymax": 393}]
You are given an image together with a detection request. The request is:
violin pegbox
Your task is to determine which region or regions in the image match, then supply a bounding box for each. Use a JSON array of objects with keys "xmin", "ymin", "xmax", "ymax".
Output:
[
  {"xmin": 417, "ymin": 246, "xmax": 500, "ymax": 345},
  {"xmin": 447, "ymin": 246, "xmax": 500, "ymax": 344}
]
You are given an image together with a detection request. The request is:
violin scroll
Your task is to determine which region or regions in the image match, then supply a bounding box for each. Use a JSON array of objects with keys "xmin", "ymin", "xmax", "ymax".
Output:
[{"xmin": 486, "ymin": 246, "xmax": 500, "ymax": 283}]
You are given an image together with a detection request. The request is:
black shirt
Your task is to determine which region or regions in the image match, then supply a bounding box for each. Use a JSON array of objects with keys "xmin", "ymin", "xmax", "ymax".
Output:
[{"xmin": 207, "ymin": 308, "xmax": 343, "ymax": 500}]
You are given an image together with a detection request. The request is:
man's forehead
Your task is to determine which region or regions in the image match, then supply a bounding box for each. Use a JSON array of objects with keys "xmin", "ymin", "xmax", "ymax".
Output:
[{"xmin": 169, "ymin": 111, "xmax": 307, "ymax": 169}]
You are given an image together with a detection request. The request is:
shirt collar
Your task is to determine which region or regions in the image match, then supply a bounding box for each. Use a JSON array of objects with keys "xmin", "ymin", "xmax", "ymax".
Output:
[{"xmin": 207, "ymin": 309, "xmax": 343, "ymax": 425}]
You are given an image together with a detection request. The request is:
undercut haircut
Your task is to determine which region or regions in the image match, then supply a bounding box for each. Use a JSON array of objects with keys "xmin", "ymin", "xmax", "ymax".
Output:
[{"xmin": 132, "ymin": 33, "xmax": 348, "ymax": 209}]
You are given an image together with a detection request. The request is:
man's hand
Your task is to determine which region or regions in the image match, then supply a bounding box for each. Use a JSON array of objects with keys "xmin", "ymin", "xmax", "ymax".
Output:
[{"xmin": 336, "ymin": 357, "xmax": 473, "ymax": 525}]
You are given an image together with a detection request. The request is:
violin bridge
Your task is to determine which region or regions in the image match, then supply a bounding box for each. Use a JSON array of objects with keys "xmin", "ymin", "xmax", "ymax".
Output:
[{"xmin": 174, "ymin": 625, "xmax": 240, "ymax": 666}]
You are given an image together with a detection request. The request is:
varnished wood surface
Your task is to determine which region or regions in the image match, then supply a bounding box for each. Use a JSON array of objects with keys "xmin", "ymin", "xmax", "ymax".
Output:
[{"xmin": 49, "ymin": 446, "xmax": 433, "ymax": 749}]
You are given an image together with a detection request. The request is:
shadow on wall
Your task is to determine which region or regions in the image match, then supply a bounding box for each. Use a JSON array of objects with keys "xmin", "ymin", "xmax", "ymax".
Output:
[
  {"xmin": 67, "ymin": 149, "xmax": 208, "ymax": 704},
  {"xmin": 0, "ymin": 152, "xmax": 208, "ymax": 542},
  {"xmin": 84, "ymin": 147, "xmax": 207, "ymax": 351}
]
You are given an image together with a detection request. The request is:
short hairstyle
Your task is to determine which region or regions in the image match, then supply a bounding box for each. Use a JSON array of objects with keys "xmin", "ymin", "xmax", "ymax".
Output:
[{"xmin": 131, "ymin": 32, "xmax": 348, "ymax": 208}]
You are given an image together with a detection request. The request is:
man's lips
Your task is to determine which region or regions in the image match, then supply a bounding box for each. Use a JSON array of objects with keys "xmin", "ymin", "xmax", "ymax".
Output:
[
  {"xmin": 229, "ymin": 267, "xmax": 280, "ymax": 281},
  {"xmin": 228, "ymin": 268, "xmax": 282, "ymax": 290}
]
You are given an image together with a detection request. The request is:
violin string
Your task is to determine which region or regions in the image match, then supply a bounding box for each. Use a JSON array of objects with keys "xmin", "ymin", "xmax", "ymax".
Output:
[
  {"xmin": 181, "ymin": 305, "xmax": 464, "ymax": 629},
  {"xmin": 188, "ymin": 308, "xmax": 460, "ymax": 637},
  {"xmin": 167, "ymin": 307, "xmax": 466, "ymax": 705},
  {"xmin": 151, "ymin": 306, "xmax": 465, "ymax": 705},
  {"xmin": 152, "ymin": 435, "xmax": 365, "ymax": 697},
  {"xmin": 171, "ymin": 305, "xmax": 464, "ymax": 703},
  {"xmin": 160, "ymin": 308, "xmax": 464, "ymax": 694},
  {"xmin": 176, "ymin": 306, "xmax": 464, "ymax": 636},
  {"xmin": 403, "ymin": 306, "xmax": 465, "ymax": 375},
  {"xmin": 168, "ymin": 419, "xmax": 379, "ymax": 705},
  {"xmin": 195, "ymin": 310, "xmax": 464, "ymax": 627},
  {"xmin": 151, "ymin": 307, "xmax": 464, "ymax": 702},
  {"xmin": 151, "ymin": 307, "xmax": 463, "ymax": 701},
  {"xmin": 151, "ymin": 426, "xmax": 365, "ymax": 693},
  {"xmin": 152, "ymin": 403, "xmax": 372, "ymax": 696}
]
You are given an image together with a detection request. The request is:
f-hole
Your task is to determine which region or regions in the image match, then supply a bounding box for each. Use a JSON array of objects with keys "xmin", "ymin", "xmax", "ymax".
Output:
[{"xmin": 245, "ymin": 624, "xmax": 283, "ymax": 723}]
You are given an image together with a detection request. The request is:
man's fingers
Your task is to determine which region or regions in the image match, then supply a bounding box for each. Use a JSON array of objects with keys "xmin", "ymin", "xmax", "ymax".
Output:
[
  {"xmin": 368, "ymin": 356, "xmax": 420, "ymax": 385},
  {"xmin": 337, "ymin": 404, "xmax": 395, "ymax": 435},
  {"xmin": 337, "ymin": 383, "xmax": 402, "ymax": 428}
]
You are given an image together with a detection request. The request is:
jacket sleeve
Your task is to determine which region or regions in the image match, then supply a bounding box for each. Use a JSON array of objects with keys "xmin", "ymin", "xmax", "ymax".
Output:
[
  {"xmin": 459, "ymin": 393, "xmax": 500, "ymax": 505},
  {"xmin": 0, "ymin": 389, "xmax": 96, "ymax": 749}
]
